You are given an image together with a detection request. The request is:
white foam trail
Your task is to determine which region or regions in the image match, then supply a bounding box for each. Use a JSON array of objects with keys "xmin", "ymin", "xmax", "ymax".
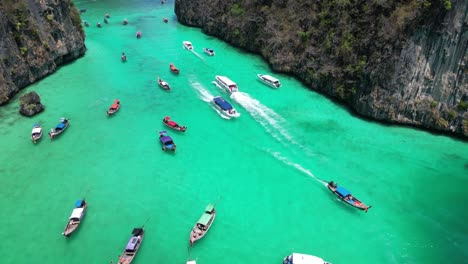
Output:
[
  {"xmin": 230, "ymin": 92, "xmax": 295, "ymax": 142},
  {"xmin": 270, "ymin": 150, "xmax": 328, "ymax": 186}
]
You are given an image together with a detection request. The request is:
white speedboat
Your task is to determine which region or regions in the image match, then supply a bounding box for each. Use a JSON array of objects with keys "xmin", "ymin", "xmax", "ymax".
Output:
[
  {"xmin": 257, "ymin": 74, "xmax": 281, "ymax": 88},
  {"xmin": 31, "ymin": 123, "xmax": 43, "ymax": 144},
  {"xmin": 183, "ymin": 41, "xmax": 193, "ymax": 50},
  {"xmin": 203, "ymin": 48, "xmax": 215, "ymax": 56},
  {"xmin": 212, "ymin": 96, "xmax": 240, "ymax": 118},
  {"xmin": 283, "ymin": 253, "xmax": 330, "ymax": 264},
  {"xmin": 215, "ymin": 75, "xmax": 238, "ymax": 93}
]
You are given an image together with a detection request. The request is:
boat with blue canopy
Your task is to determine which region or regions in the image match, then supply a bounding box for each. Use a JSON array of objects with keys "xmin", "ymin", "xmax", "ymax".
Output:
[
  {"xmin": 62, "ymin": 198, "xmax": 87, "ymax": 237},
  {"xmin": 117, "ymin": 227, "xmax": 144, "ymax": 264},
  {"xmin": 159, "ymin": 131, "xmax": 176, "ymax": 152},
  {"xmin": 49, "ymin": 118, "xmax": 69, "ymax": 139},
  {"xmin": 212, "ymin": 96, "xmax": 240, "ymax": 119},
  {"xmin": 327, "ymin": 181, "xmax": 371, "ymax": 212},
  {"xmin": 189, "ymin": 203, "xmax": 216, "ymax": 246}
]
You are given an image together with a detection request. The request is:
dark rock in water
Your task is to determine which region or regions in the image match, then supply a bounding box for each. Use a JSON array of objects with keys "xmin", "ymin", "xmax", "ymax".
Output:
[{"xmin": 19, "ymin": 91, "xmax": 44, "ymax": 117}]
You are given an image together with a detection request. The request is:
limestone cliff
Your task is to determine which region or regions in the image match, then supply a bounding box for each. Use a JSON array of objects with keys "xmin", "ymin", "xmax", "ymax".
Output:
[
  {"xmin": 0, "ymin": 0, "xmax": 85, "ymax": 105},
  {"xmin": 175, "ymin": 0, "xmax": 467, "ymax": 138}
]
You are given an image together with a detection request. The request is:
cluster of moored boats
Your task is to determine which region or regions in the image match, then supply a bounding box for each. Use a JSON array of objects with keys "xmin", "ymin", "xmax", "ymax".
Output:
[
  {"xmin": 30, "ymin": 118, "xmax": 70, "ymax": 143},
  {"xmin": 59, "ymin": 195, "xmax": 218, "ymax": 264}
]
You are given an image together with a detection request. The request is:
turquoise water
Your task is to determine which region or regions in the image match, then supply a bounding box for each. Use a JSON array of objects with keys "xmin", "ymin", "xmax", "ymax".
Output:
[{"xmin": 0, "ymin": 1, "xmax": 467, "ymax": 263}]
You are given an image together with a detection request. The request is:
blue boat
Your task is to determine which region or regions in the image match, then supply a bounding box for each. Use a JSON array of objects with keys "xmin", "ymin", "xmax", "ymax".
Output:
[
  {"xmin": 159, "ymin": 131, "xmax": 176, "ymax": 152},
  {"xmin": 212, "ymin": 96, "xmax": 240, "ymax": 118},
  {"xmin": 327, "ymin": 181, "xmax": 371, "ymax": 212},
  {"xmin": 49, "ymin": 118, "xmax": 70, "ymax": 139}
]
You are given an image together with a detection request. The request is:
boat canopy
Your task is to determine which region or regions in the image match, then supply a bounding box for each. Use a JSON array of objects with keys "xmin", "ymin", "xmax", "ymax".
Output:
[
  {"xmin": 291, "ymin": 253, "xmax": 326, "ymax": 264},
  {"xmin": 161, "ymin": 136, "xmax": 173, "ymax": 144},
  {"xmin": 336, "ymin": 186, "xmax": 351, "ymax": 197},
  {"xmin": 167, "ymin": 121, "xmax": 177, "ymax": 127},
  {"xmin": 197, "ymin": 213, "xmax": 212, "ymax": 226},
  {"xmin": 69, "ymin": 208, "xmax": 84, "ymax": 220},
  {"xmin": 110, "ymin": 103, "xmax": 119, "ymax": 109},
  {"xmin": 262, "ymin": 74, "xmax": 279, "ymax": 82},
  {"xmin": 125, "ymin": 236, "xmax": 140, "ymax": 251},
  {"xmin": 32, "ymin": 127, "xmax": 42, "ymax": 134},
  {"xmin": 56, "ymin": 123, "xmax": 66, "ymax": 129},
  {"xmin": 187, "ymin": 261, "xmax": 197, "ymax": 264},
  {"xmin": 205, "ymin": 204, "xmax": 214, "ymax": 213},
  {"xmin": 216, "ymin": 76, "xmax": 236, "ymax": 87},
  {"xmin": 75, "ymin": 200, "xmax": 84, "ymax": 208},
  {"xmin": 213, "ymin": 97, "xmax": 233, "ymax": 110}
]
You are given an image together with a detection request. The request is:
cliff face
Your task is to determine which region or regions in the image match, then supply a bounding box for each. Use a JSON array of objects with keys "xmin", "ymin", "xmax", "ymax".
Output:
[
  {"xmin": 0, "ymin": 0, "xmax": 85, "ymax": 105},
  {"xmin": 175, "ymin": 0, "xmax": 468, "ymax": 138}
]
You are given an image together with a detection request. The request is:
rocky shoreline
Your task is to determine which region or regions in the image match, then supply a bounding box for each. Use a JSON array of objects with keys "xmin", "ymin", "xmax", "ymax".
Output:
[
  {"xmin": 0, "ymin": 0, "xmax": 85, "ymax": 106},
  {"xmin": 175, "ymin": 0, "xmax": 467, "ymax": 138}
]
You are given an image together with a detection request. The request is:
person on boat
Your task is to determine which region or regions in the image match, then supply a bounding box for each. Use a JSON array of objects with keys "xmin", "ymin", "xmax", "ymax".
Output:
[
  {"xmin": 105, "ymin": 13, "xmax": 110, "ymax": 18},
  {"xmin": 329, "ymin": 181, "xmax": 337, "ymax": 188}
]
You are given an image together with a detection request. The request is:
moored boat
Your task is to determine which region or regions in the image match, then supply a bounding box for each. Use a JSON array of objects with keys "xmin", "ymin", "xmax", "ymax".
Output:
[
  {"xmin": 283, "ymin": 253, "xmax": 331, "ymax": 264},
  {"xmin": 163, "ymin": 17, "xmax": 168, "ymax": 23},
  {"xmin": 49, "ymin": 118, "xmax": 70, "ymax": 139},
  {"xmin": 169, "ymin": 63, "xmax": 180, "ymax": 74},
  {"xmin": 215, "ymin": 75, "xmax": 238, "ymax": 93},
  {"xmin": 107, "ymin": 99, "xmax": 121, "ymax": 116},
  {"xmin": 62, "ymin": 199, "xmax": 87, "ymax": 238},
  {"xmin": 163, "ymin": 116, "xmax": 187, "ymax": 132},
  {"xmin": 212, "ymin": 96, "xmax": 240, "ymax": 118},
  {"xmin": 121, "ymin": 52, "xmax": 127, "ymax": 62},
  {"xmin": 158, "ymin": 77, "xmax": 170, "ymax": 91},
  {"xmin": 123, "ymin": 18, "xmax": 128, "ymax": 25},
  {"xmin": 189, "ymin": 203, "xmax": 216, "ymax": 246},
  {"xmin": 31, "ymin": 123, "xmax": 43, "ymax": 144},
  {"xmin": 257, "ymin": 74, "xmax": 281, "ymax": 88},
  {"xmin": 203, "ymin": 48, "xmax": 215, "ymax": 56},
  {"xmin": 159, "ymin": 131, "xmax": 176, "ymax": 152},
  {"xmin": 183, "ymin": 41, "xmax": 193, "ymax": 50},
  {"xmin": 117, "ymin": 227, "xmax": 144, "ymax": 264},
  {"xmin": 327, "ymin": 181, "xmax": 371, "ymax": 212},
  {"xmin": 136, "ymin": 31, "xmax": 141, "ymax": 38}
]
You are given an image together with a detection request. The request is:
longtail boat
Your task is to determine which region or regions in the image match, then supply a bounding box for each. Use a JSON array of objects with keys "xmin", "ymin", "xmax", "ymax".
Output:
[
  {"xmin": 189, "ymin": 203, "xmax": 216, "ymax": 246},
  {"xmin": 62, "ymin": 199, "xmax": 87, "ymax": 237},
  {"xmin": 31, "ymin": 123, "xmax": 43, "ymax": 143},
  {"xmin": 49, "ymin": 118, "xmax": 70, "ymax": 139},
  {"xmin": 107, "ymin": 99, "xmax": 121, "ymax": 116},
  {"xmin": 162, "ymin": 116, "xmax": 187, "ymax": 132},
  {"xmin": 327, "ymin": 181, "xmax": 371, "ymax": 212},
  {"xmin": 117, "ymin": 227, "xmax": 144, "ymax": 264}
]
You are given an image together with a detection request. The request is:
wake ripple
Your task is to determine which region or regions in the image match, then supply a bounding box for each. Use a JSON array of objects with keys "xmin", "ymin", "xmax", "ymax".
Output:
[{"xmin": 269, "ymin": 150, "xmax": 328, "ymax": 186}]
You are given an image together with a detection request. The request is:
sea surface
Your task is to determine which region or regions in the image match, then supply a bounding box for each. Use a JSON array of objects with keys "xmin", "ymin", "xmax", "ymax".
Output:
[{"xmin": 0, "ymin": 1, "xmax": 467, "ymax": 263}]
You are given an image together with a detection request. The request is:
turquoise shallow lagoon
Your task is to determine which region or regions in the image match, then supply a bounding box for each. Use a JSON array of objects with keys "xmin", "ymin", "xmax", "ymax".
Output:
[{"xmin": 0, "ymin": 1, "xmax": 467, "ymax": 263}]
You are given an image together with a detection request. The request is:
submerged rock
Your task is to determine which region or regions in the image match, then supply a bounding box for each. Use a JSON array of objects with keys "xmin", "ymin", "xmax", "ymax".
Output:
[{"xmin": 19, "ymin": 91, "xmax": 44, "ymax": 117}]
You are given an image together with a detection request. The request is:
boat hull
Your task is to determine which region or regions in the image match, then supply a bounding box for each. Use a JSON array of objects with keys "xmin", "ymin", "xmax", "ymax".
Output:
[
  {"xmin": 189, "ymin": 210, "xmax": 216, "ymax": 246},
  {"xmin": 107, "ymin": 106, "xmax": 120, "ymax": 116},
  {"xmin": 215, "ymin": 76, "xmax": 238, "ymax": 93},
  {"xmin": 31, "ymin": 132, "xmax": 42, "ymax": 144}
]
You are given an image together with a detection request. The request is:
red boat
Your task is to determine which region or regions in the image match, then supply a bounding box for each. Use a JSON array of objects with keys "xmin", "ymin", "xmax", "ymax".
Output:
[
  {"xmin": 163, "ymin": 116, "xmax": 187, "ymax": 132},
  {"xmin": 169, "ymin": 63, "xmax": 180, "ymax": 74},
  {"xmin": 107, "ymin": 99, "xmax": 120, "ymax": 116}
]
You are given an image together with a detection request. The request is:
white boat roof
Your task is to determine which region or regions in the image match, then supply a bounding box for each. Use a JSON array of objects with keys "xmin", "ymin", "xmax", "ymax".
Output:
[
  {"xmin": 183, "ymin": 41, "xmax": 192, "ymax": 45},
  {"xmin": 187, "ymin": 261, "xmax": 197, "ymax": 264},
  {"xmin": 261, "ymin": 74, "xmax": 279, "ymax": 82},
  {"xmin": 69, "ymin": 208, "xmax": 84, "ymax": 219},
  {"xmin": 216, "ymin": 75, "xmax": 237, "ymax": 86},
  {"xmin": 161, "ymin": 81, "xmax": 169, "ymax": 86},
  {"xmin": 291, "ymin": 253, "xmax": 326, "ymax": 264},
  {"xmin": 32, "ymin": 127, "xmax": 42, "ymax": 133}
]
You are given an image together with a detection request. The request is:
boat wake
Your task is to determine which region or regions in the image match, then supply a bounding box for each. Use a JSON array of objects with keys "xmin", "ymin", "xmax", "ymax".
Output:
[
  {"xmin": 230, "ymin": 92, "xmax": 295, "ymax": 142},
  {"xmin": 268, "ymin": 150, "xmax": 328, "ymax": 186},
  {"xmin": 190, "ymin": 79, "xmax": 230, "ymax": 119}
]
